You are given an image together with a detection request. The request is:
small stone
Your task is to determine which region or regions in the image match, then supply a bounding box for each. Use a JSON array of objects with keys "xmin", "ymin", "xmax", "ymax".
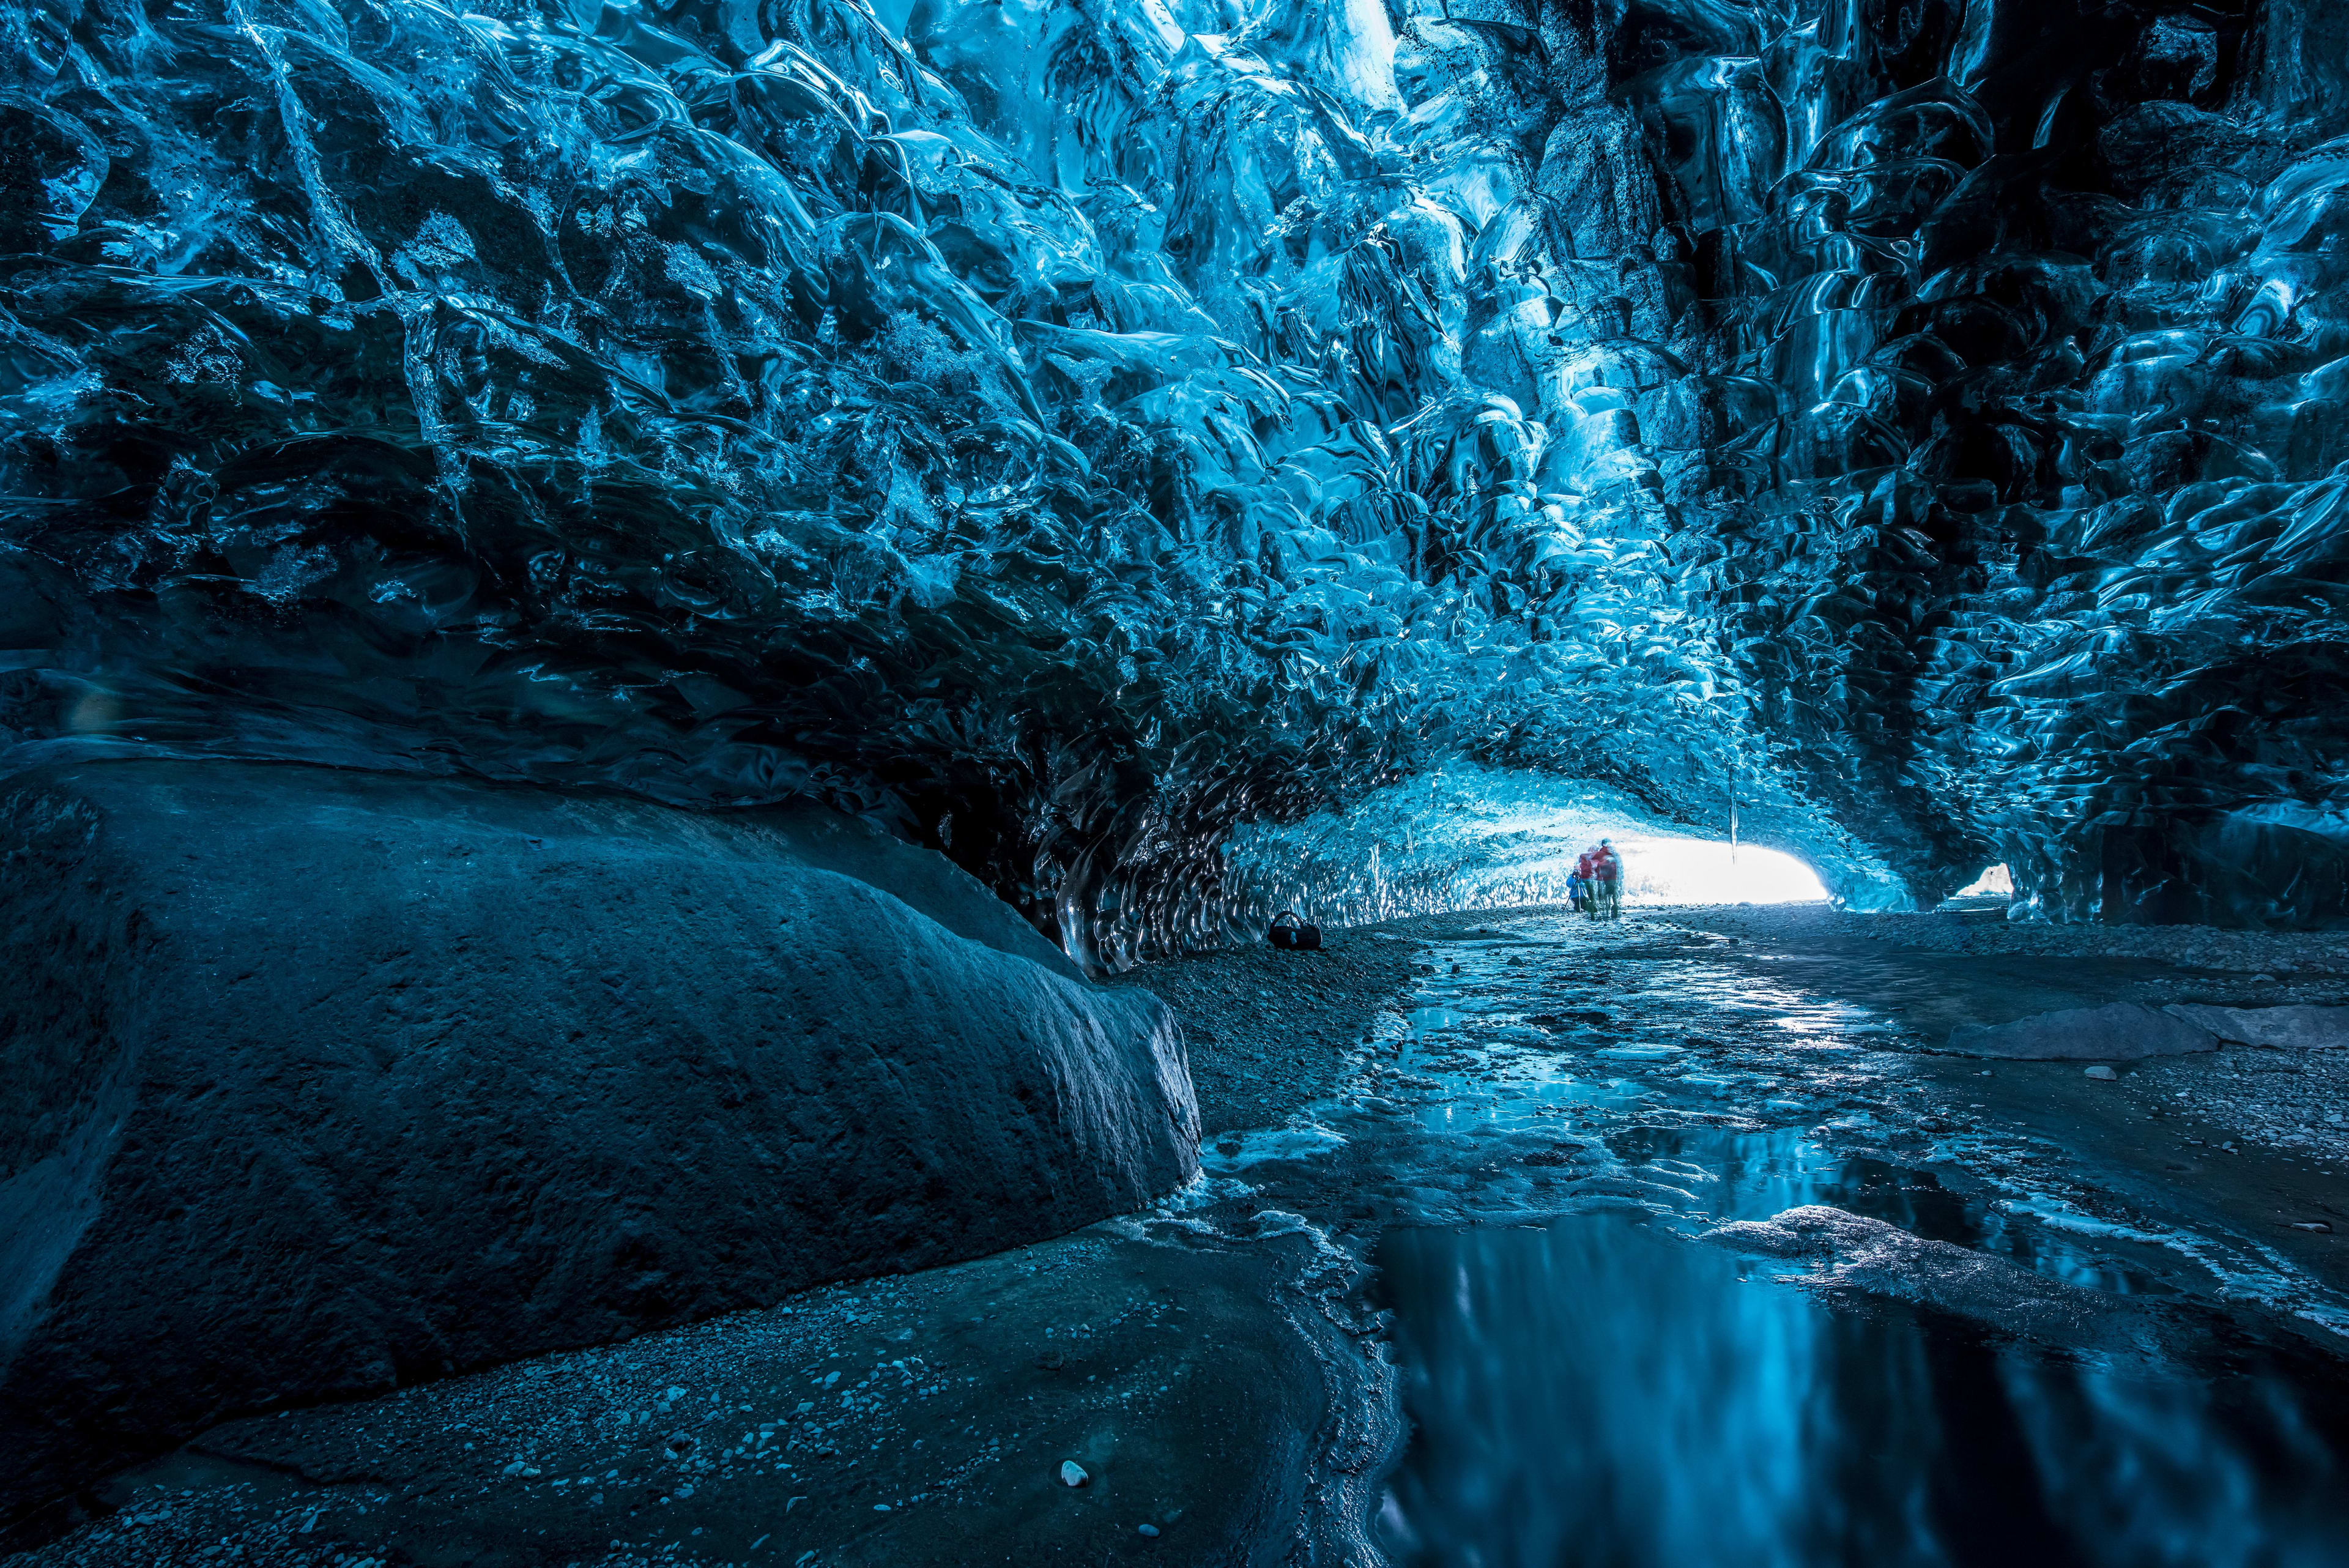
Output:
[
  {"xmin": 1060, "ymin": 1460, "xmax": 1089, "ymax": 1488},
  {"xmin": 2084, "ymin": 1065, "xmax": 2117, "ymax": 1081},
  {"xmin": 1138, "ymin": 1523, "xmax": 1161, "ymax": 1537}
]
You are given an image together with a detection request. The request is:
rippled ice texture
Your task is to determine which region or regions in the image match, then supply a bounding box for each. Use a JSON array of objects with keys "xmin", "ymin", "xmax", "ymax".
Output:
[{"xmin": 2, "ymin": 0, "xmax": 2345, "ymax": 962}]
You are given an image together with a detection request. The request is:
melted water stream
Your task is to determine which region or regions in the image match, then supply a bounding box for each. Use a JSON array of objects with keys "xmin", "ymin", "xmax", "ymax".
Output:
[{"xmin": 1202, "ymin": 911, "xmax": 2349, "ymax": 1564}]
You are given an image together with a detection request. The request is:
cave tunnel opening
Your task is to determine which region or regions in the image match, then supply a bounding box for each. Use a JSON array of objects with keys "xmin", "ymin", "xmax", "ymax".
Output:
[{"xmin": 1607, "ymin": 833, "xmax": 1829, "ymax": 907}]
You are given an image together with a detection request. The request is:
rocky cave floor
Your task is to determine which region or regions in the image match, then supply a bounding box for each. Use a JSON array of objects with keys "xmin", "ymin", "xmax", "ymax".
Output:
[{"xmin": 13, "ymin": 905, "xmax": 2349, "ymax": 1567}]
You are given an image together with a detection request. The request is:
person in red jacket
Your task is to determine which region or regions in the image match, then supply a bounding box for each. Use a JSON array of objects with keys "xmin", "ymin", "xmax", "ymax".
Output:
[
  {"xmin": 1588, "ymin": 839, "xmax": 1622, "ymax": 920},
  {"xmin": 1570, "ymin": 849, "xmax": 1595, "ymax": 913}
]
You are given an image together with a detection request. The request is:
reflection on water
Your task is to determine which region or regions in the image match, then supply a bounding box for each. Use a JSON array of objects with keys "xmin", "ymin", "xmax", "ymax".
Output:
[
  {"xmin": 1375, "ymin": 1213, "xmax": 2349, "ymax": 1568},
  {"xmin": 1214, "ymin": 913, "xmax": 2349, "ymax": 1566}
]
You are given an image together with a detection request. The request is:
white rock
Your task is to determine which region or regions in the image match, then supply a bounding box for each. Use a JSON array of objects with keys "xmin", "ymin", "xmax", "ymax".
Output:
[
  {"xmin": 2084, "ymin": 1065, "xmax": 2117, "ymax": 1081},
  {"xmin": 1060, "ymin": 1460, "xmax": 1089, "ymax": 1488}
]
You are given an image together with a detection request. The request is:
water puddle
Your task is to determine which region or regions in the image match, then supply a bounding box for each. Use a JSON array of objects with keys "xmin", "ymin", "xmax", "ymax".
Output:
[
  {"xmin": 1206, "ymin": 910, "xmax": 2349, "ymax": 1562},
  {"xmin": 1373, "ymin": 1210, "xmax": 2349, "ymax": 1568}
]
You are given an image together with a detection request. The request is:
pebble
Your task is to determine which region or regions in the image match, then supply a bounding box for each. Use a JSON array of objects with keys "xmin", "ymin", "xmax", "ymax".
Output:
[
  {"xmin": 1138, "ymin": 1522, "xmax": 1161, "ymax": 1537},
  {"xmin": 2084, "ymin": 1065, "xmax": 2117, "ymax": 1081},
  {"xmin": 1061, "ymin": 1460, "xmax": 1089, "ymax": 1487}
]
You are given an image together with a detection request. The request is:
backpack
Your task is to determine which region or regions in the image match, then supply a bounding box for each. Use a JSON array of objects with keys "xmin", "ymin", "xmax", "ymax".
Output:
[{"xmin": 1268, "ymin": 911, "xmax": 1323, "ymax": 951}]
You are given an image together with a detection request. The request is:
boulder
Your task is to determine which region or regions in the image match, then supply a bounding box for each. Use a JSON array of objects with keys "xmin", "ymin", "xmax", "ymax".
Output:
[
  {"xmin": 1944, "ymin": 1001, "xmax": 2217, "ymax": 1060},
  {"xmin": 2163, "ymin": 1003, "xmax": 2349, "ymax": 1049},
  {"xmin": 0, "ymin": 760, "xmax": 1197, "ymax": 1528}
]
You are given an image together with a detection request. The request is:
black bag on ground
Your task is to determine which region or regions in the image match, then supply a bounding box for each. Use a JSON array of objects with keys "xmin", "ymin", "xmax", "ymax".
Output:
[{"xmin": 1267, "ymin": 911, "xmax": 1322, "ymax": 951}]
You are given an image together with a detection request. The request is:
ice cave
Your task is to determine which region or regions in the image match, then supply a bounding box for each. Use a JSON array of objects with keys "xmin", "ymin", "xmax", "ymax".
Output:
[{"xmin": 3, "ymin": 0, "xmax": 2348, "ymax": 1559}]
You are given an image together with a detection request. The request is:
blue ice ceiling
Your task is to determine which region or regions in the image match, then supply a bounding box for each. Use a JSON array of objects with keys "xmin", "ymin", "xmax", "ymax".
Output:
[{"xmin": 2, "ymin": 0, "xmax": 2345, "ymax": 960}]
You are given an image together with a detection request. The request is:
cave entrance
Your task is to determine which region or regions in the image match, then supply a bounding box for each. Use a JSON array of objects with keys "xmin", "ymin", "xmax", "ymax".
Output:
[
  {"xmin": 1609, "ymin": 833, "xmax": 1828, "ymax": 906},
  {"xmin": 1953, "ymin": 864, "xmax": 2013, "ymax": 897}
]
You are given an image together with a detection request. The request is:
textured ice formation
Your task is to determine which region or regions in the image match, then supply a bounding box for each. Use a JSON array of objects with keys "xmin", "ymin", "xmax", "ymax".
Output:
[
  {"xmin": 3, "ymin": 0, "xmax": 2345, "ymax": 961},
  {"xmin": 1680, "ymin": 0, "xmax": 2349, "ymax": 926}
]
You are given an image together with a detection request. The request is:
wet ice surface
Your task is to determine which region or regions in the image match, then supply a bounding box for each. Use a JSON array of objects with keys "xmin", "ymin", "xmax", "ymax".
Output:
[
  {"xmin": 20, "ymin": 908, "xmax": 2349, "ymax": 1567},
  {"xmin": 1200, "ymin": 910, "xmax": 2349, "ymax": 1565},
  {"xmin": 1378, "ymin": 1215, "xmax": 2349, "ymax": 1568}
]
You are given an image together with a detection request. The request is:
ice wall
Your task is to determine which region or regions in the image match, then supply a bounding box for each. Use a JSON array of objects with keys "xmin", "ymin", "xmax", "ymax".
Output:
[
  {"xmin": 4, "ymin": 0, "xmax": 2345, "ymax": 957},
  {"xmin": 0, "ymin": 0, "xmax": 1776, "ymax": 968},
  {"xmin": 1660, "ymin": 0, "xmax": 2349, "ymax": 924}
]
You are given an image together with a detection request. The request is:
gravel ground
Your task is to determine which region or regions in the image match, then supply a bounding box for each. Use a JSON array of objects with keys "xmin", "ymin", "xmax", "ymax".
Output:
[
  {"xmin": 1099, "ymin": 926, "xmax": 1420, "ymax": 1135},
  {"xmin": 2131, "ymin": 1048, "xmax": 2349, "ymax": 1172},
  {"xmin": 8, "ymin": 1227, "xmax": 1350, "ymax": 1568},
  {"xmin": 1700, "ymin": 901, "xmax": 2349, "ymax": 978}
]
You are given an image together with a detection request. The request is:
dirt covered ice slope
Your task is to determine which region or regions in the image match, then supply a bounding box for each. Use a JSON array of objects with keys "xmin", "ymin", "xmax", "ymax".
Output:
[{"xmin": 0, "ymin": 759, "xmax": 1195, "ymax": 1533}]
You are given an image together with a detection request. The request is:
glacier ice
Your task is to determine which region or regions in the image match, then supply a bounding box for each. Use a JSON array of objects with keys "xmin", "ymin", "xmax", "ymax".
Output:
[{"xmin": 2, "ymin": 0, "xmax": 2347, "ymax": 963}]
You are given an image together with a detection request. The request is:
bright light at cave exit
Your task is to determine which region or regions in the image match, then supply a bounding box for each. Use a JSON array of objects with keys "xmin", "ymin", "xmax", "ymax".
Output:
[
  {"xmin": 1606, "ymin": 834, "xmax": 1830, "ymax": 905},
  {"xmin": 1954, "ymin": 863, "xmax": 2014, "ymax": 896}
]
